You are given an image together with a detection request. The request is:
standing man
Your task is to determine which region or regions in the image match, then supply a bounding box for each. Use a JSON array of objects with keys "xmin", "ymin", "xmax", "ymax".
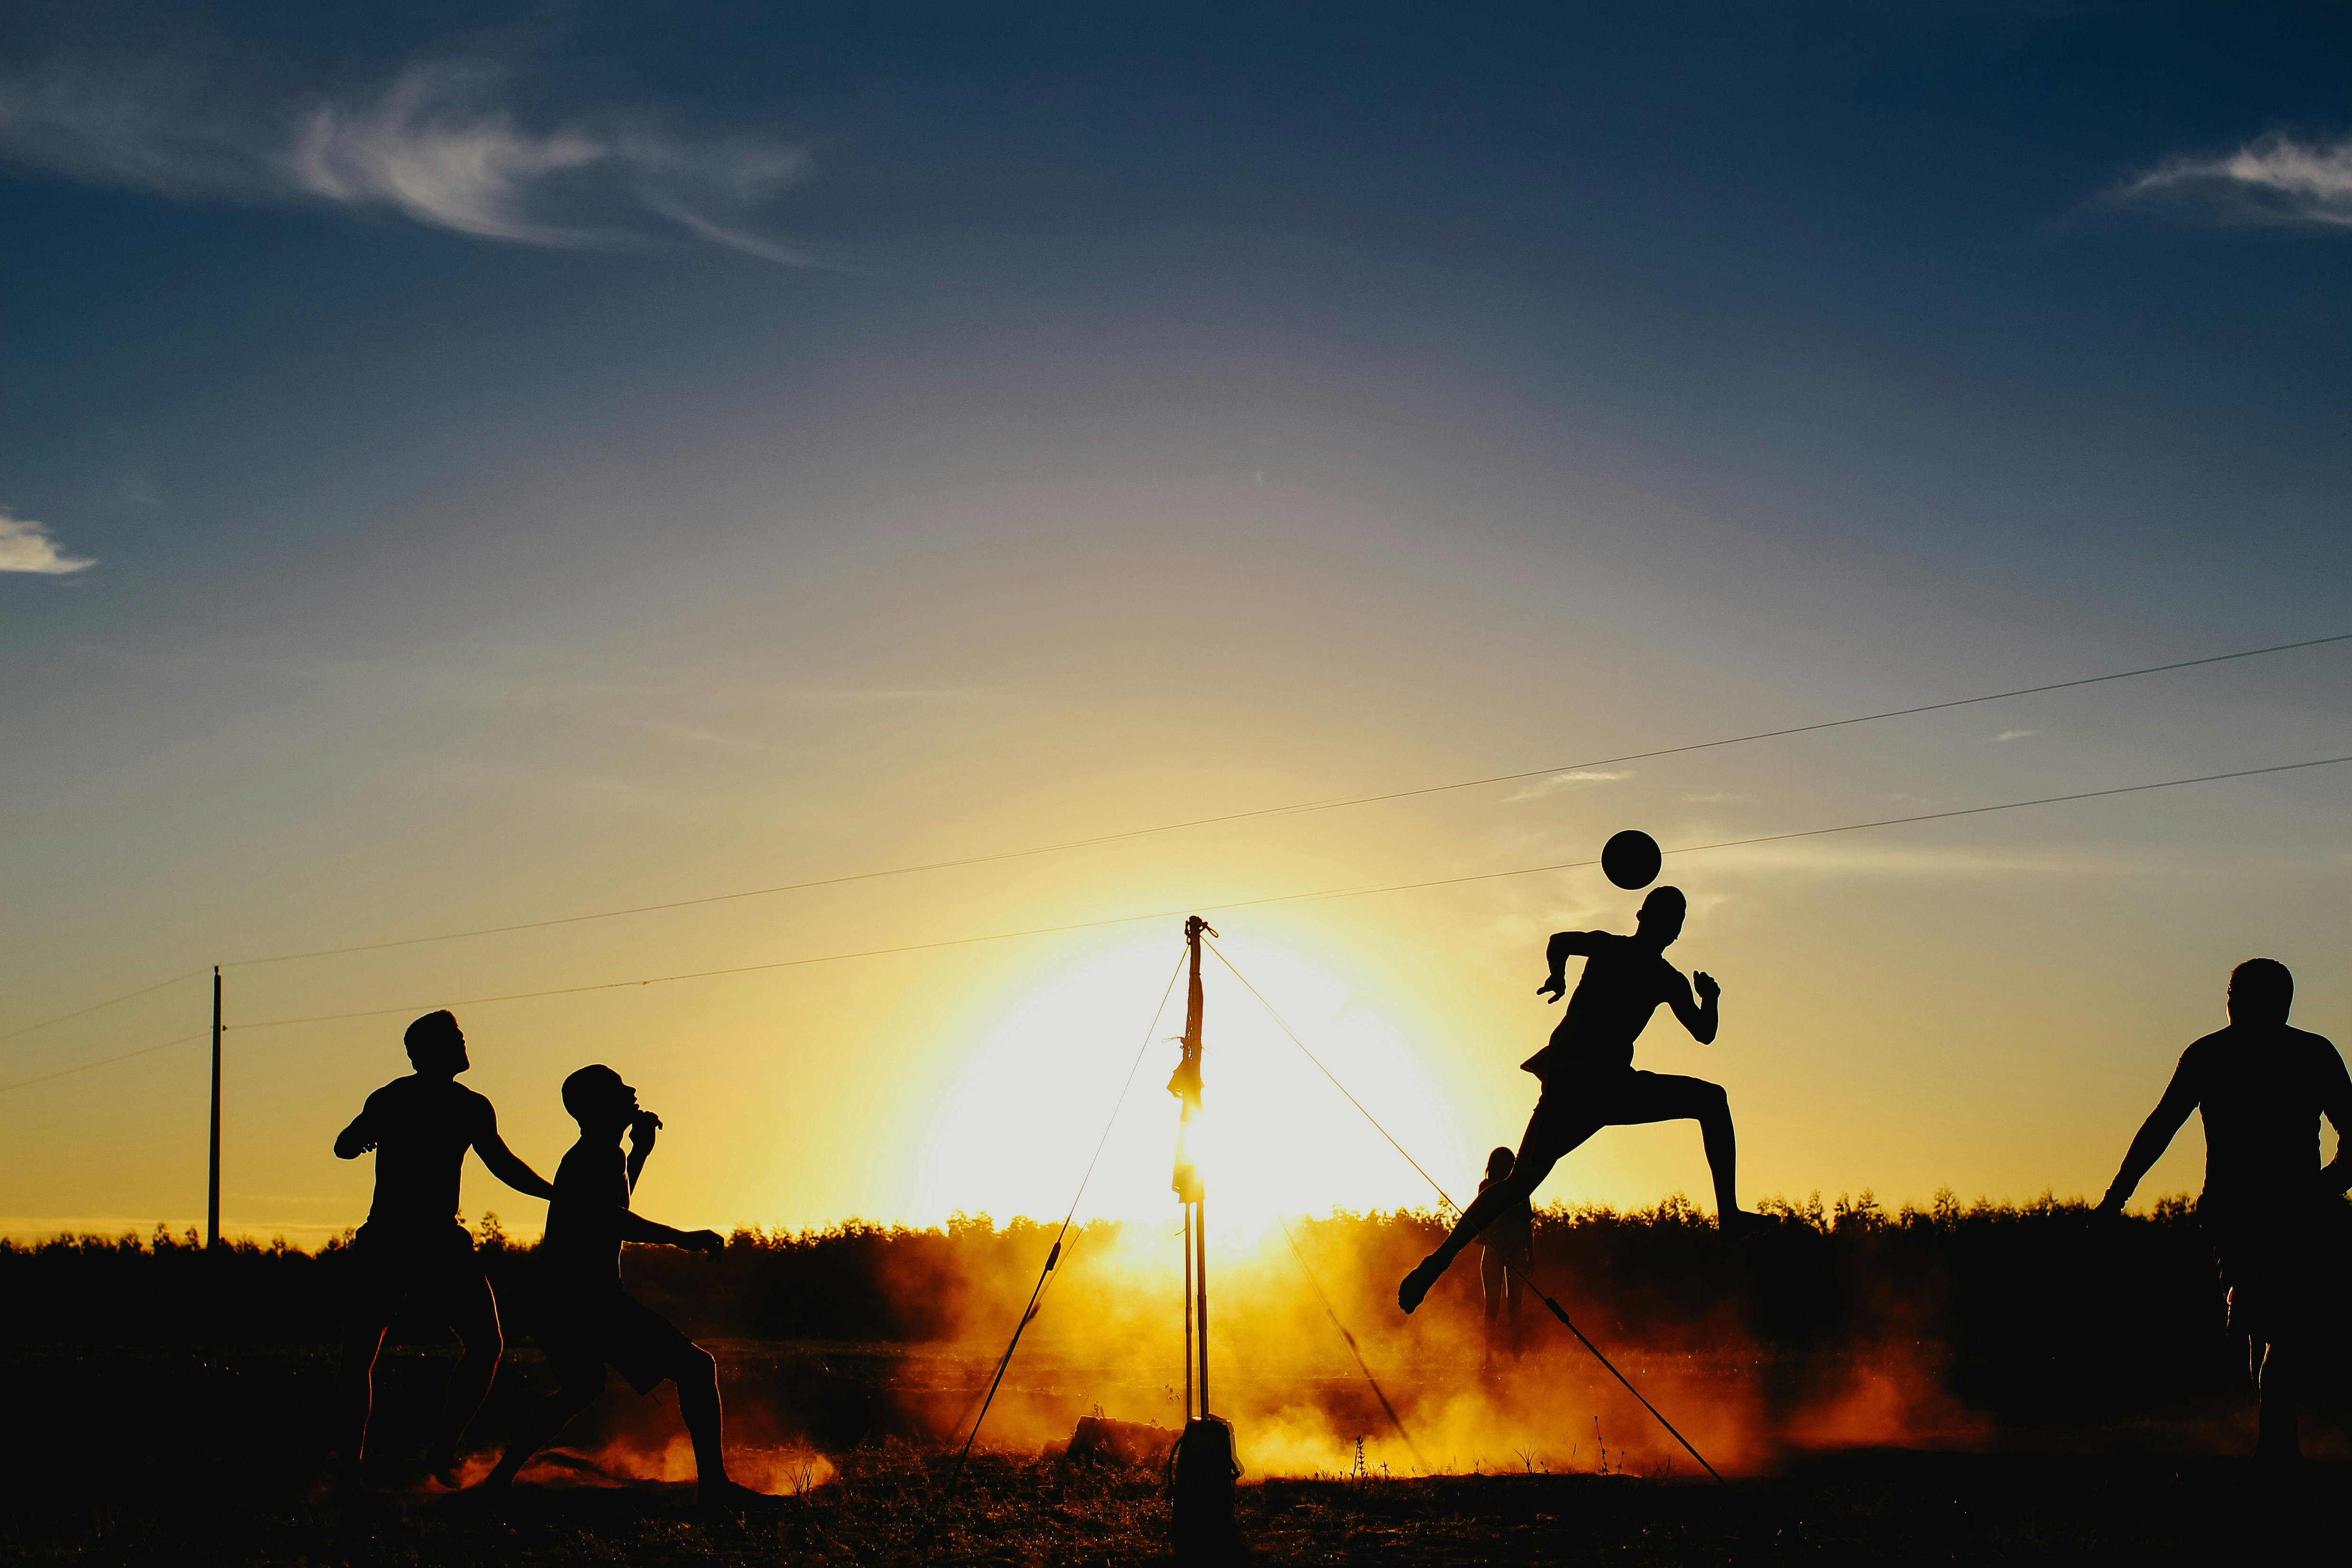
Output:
[
  {"xmin": 481, "ymin": 1064, "xmax": 760, "ymax": 1507},
  {"xmin": 2097, "ymin": 959, "xmax": 2352, "ymax": 1461},
  {"xmin": 1477, "ymin": 1147, "xmax": 1533, "ymax": 1364},
  {"xmin": 1400, "ymin": 886, "xmax": 1750, "ymax": 1314},
  {"xmin": 334, "ymin": 1009, "xmax": 555, "ymax": 1485}
]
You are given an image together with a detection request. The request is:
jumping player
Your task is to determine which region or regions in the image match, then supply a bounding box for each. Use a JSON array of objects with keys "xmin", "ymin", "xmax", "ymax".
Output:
[
  {"xmin": 2096, "ymin": 959, "xmax": 2352, "ymax": 1461},
  {"xmin": 1400, "ymin": 886, "xmax": 1750, "ymax": 1313},
  {"xmin": 480, "ymin": 1064, "xmax": 761, "ymax": 1507},
  {"xmin": 334, "ymin": 1010, "xmax": 555, "ymax": 1484}
]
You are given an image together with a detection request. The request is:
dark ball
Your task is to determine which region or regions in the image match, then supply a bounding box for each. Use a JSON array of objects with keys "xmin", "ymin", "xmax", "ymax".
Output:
[{"xmin": 1601, "ymin": 829, "xmax": 1662, "ymax": 891}]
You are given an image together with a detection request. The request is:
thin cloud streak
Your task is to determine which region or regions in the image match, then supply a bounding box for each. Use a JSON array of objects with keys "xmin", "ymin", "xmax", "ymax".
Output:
[
  {"xmin": 2116, "ymin": 131, "xmax": 2352, "ymax": 228},
  {"xmin": 0, "ymin": 61, "xmax": 818, "ymax": 264},
  {"xmin": 1502, "ymin": 768, "xmax": 1634, "ymax": 803},
  {"xmin": 0, "ymin": 510, "xmax": 94, "ymax": 574}
]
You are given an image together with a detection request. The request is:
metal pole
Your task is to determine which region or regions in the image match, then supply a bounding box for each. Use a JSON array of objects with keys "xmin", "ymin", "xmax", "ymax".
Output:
[
  {"xmin": 207, "ymin": 965, "xmax": 222, "ymax": 1250},
  {"xmin": 1195, "ymin": 1192, "xmax": 1210, "ymax": 1417},
  {"xmin": 1182, "ymin": 1201, "xmax": 1195, "ymax": 1418}
]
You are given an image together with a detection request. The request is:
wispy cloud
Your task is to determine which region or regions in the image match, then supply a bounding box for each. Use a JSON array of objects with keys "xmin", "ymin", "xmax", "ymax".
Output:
[
  {"xmin": 0, "ymin": 509, "xmax": 94, "ymax": 574},
  {"xmin": 1991, "ymin": 728, "xmax": 2037, "ymax": 742},
  {"xmin": 1502, "ymin": 769, "xmax": 1633, "ymax": 803},
  {"xmin": 2114, "ymin": 131, "xmax": 2352, "ymax": 229},
  {"xmin": 0, "ymin": 61, "xmax": 817, "ymax": 263}
]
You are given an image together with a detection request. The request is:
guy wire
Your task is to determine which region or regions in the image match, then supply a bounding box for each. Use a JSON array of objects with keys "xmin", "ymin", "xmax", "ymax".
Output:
[
  {"xmin": 1271, "ymin": 1210, "xmax": 1431, "ymax": 1475},
  {"xmin": 941, "ymin": 947, "xmax": 1189, "ymax": 1496}
]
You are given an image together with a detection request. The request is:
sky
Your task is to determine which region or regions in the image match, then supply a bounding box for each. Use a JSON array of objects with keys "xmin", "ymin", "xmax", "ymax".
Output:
[{"xmin": 4, "ymin": 1, "xmax": 2350, "ymax": 1246}]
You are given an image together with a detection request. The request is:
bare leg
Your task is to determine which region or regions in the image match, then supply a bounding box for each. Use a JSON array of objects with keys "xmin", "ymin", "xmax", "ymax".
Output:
[
  {"xmin": 1479, "ymin": 1247, "xmax": 1504, "ymax": 1366},
  {"xmin": 1692, "ymin": 1082, "xmax": 1740, "ymax": 1223},
  {"xmin": 429, "ymin": 1277, "xmax": 504, "ymax": 1483},
  {"xmin": 2254, "ymin": 1338, "xmax": 2301, "ymax": 1462},
  {"xmin": 482, "ymin": 1371, "xmax": 603, "ymax": 1490},
  {"xmin": 1612, "ymin": 1073, "xmax": 1747, "ymax": 1226},
  {"xmin": 673, "ymin": 1348, "xmax": 734, "ymax": 1491},
  {"xmin": 338, "ymin": 1321, "xmax": 389, "ymax": 1469},
  {"xmin": 1505, "ymin": 1250, "xmax": 1525, "ymax": 1357},
  {"xmin": 1401, "ymin": 1099, "xmax": 1588, "ymax": 1314}
]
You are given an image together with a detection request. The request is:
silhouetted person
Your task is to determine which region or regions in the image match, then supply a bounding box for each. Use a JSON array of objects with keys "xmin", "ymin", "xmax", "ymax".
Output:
[
  {"xmin": 1477, "ymin": 1146, "xmax": 1532, "ymax": 1363},
  {"xmin": 1400, "ymin": 886, "xmax": 1749, "ymax": 1313},
  {"xmin": 2097, "ymin": 959, "xmax": 2352, "ymax": 1462},
  {"xmin": 481, "ymin": 1065, "xmax": 762, "ymax": 1507},
  {"xmin": 333, "ymin": 1009, "xmax": 554, "ymax": 1485}
]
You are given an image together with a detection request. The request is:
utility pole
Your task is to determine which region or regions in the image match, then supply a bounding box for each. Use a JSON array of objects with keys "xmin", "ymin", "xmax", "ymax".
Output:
[
  {"xmin": 207, "ymin": 965, "xmax": 222, "ymax": 1250},
  {"xmin": 1168, "ymin": 915, "xmax": 1212, "ymax": 1415},
  {"xmin": 1167, "ymin": 916, "xmax": 1236, "ymax": 1559}
]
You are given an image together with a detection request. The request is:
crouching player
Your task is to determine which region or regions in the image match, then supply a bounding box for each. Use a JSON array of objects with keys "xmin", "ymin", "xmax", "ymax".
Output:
[{"xmin": 481, "ymin": 1064, "xmax": 762, "ymax": 1507}]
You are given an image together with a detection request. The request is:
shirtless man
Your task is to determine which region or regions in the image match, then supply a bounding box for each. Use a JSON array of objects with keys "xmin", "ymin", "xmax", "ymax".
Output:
[
  {"xmin": 333, "ymin": 1010, "xmax": 554, "ymax": 1483},
  {"xmin": 481, "ymin": 1064, "xmax": 759, "ymax": 1508},
  {"xmin": 2097, "ymin": 959, "xmax": 2352, "ymax": 1461},
  {"xmin": 1400, "ymin": 886, "xmax": 1749, "ymax": 1313}
]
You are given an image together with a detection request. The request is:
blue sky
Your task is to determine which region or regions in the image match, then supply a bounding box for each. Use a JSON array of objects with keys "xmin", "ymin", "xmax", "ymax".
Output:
[{"xmin": 4, "ymin": 2, "xmax": 2349, "ymax": 1238}]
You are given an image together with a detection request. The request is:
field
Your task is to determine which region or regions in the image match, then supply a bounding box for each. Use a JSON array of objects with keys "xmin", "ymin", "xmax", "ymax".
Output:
[
  {"xmin": 2, "ymin": 1340, "xmax": 2339, "ymax": 1566},
  {"xmin": 4, "ymin": 1198, "xmax": 2345, "ymax": 1563}
]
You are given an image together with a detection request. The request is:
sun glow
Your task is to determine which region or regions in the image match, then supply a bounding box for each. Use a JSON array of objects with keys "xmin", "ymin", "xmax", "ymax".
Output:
[{"xmin": 912, "ymin": 929, "xmax": 1469, "ymax": 1239}]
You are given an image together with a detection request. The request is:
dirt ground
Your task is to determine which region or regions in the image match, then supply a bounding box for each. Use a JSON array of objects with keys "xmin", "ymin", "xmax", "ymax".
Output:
[{"xmin": 3, "ymin": 1342, "xmax": 2334, "ymax": 1566}]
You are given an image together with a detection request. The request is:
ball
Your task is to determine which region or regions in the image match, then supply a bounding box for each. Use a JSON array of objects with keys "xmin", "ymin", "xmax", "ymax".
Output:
[{"xmin": 1601, "ymin": 829, "xmax": 1662, "ymax": 891}]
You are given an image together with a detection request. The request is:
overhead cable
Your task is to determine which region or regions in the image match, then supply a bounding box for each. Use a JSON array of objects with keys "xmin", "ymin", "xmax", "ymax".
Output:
[
  {"xmin": 0, "ymin": 971, "xmax": 199, "ymax": 1051},
  {"xmin": 0, "ymin": 1033, "xmax": 209, "ymax": 1096},
  {"xmin": 220, "ymin": 632, "xmax": 2352, "ymax": 968},
  {"xmin": 215, "ymin": 751, "xmax": 2352, "ymax": 1035}
]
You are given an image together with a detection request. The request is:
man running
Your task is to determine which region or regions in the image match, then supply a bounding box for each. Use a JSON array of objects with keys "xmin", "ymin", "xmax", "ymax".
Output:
[
  {"xmin": 481, "ymin": 1064, "xmax": 761, "ymax": 1507},
  {"xmin": 334, "ymin": 1009, "xmax": 555, "ymax": 1484},
  {"xmin": 1400, "ymin": 886, "xmax": 1749, "ymax": 1313},
  {"xmin": 2096, "ymin": 959, "xmax": 2352, "ymax": 1461}
]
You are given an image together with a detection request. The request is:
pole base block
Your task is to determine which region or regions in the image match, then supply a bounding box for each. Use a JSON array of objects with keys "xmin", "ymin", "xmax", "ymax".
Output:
[{"xmin": 1169, "ymin": 1415, "xmax": 1241, "ymax": 1561}]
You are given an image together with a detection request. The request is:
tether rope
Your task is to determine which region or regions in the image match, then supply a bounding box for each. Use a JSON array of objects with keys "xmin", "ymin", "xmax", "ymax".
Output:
[{"xmin": 941, "ymin": 947, "xmax": 1189, "ymax": 1493}]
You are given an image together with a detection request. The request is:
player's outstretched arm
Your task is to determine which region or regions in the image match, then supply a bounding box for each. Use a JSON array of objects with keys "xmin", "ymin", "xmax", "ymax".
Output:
[
  {"xmin": 1667, "ymin": 971, "xmax": 1720, "ymax": 1045},
  {"xmin": 2098, "ymin": 1058, "xmax": 2199, "ymax": 1216},
  {"xmin": 1538, "ymin": 931, "xmax": 1596, "ymax": 1002},
  {"xmin": 620, "ymin": 1212, "xmax": 724, "ymax": 1252},
  {"xmin": 470, "ymin": 1101, "xmax": 556, "ymax": 1201}
]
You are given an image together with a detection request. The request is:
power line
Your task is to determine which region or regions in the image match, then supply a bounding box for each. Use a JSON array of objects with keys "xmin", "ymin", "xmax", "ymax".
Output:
[
  {"xmin": 0, "ymin": 971, "xmax": 199, "ymax": 1051},
  {"xmin": 221, "ymin": 632, "xmax": 2352, "ymax": 969},
  {"xmin": 0, "ymin": 1033, "xmax": 208, "ymax": 1096},
  {"xmin": 209, "ymin": 750, "xmax": 2352, "ymax": 1035}
]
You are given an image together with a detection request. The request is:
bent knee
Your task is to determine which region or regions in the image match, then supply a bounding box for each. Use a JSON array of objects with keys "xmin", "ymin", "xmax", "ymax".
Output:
[{"xmin": 673, "ymin": 1345, "xmax": 716, "ymax": 1385}]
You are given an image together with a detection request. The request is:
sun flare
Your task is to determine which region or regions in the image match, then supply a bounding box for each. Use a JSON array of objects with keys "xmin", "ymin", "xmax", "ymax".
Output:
[{"xmin": 912, "ymin": 932, "xmax": 1470, "ymax": 1241}]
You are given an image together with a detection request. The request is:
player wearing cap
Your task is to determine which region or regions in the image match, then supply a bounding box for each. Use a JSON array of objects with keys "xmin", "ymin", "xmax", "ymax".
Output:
[
  {"xmin": 479, "ymin": 1064, "xmax": 762, "ymax": 1508},
  {"xmin": 332, "ymin": 1009, "xmax": 556, "ymax": 1485},
  {"xmin": 1398, "ymin": 886, "xmax": 1753, "ymax": 1314}
]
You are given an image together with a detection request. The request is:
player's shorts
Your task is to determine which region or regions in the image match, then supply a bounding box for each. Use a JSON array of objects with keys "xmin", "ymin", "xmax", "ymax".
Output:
[
  {"xmin": 346, "ymin": 1221, "xmax": 486, "ymax": 1322},
  {"xmin": 537, "ymin": 1288, "xmax": 702, "ymax": 1396},
  {"xmin": 2207, "ymin": 1210, "xmax": 2319, "ymax": 1343}
]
